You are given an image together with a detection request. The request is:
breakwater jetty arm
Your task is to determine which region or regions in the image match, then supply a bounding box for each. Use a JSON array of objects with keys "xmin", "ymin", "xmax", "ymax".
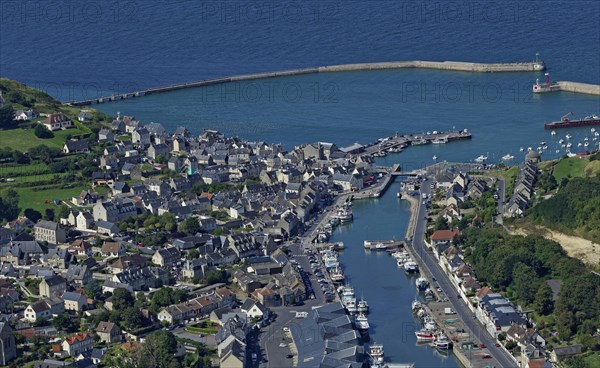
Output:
[
  {"xmin": 556, "ymin": 81, "xmax": 600, "ymax": 96},
  {"xmin": 64, "ymin": 58, "xmax": 550, "ymax": 106}
]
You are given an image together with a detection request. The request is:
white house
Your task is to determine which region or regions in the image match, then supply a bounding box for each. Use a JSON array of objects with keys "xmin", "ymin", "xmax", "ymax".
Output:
[{"xmin": 62, "ymin": 291, "xmax": 87, "ymax": 311}]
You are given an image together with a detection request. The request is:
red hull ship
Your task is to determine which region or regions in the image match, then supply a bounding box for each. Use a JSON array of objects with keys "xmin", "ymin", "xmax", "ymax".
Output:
[{"xmin": 544, "ymin": 112, "xmax": 600, "ymax": 129}]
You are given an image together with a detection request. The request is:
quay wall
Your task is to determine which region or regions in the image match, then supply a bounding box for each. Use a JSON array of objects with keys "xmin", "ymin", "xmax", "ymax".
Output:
[{"xmin": 557, "ymin": 81, "xmax": 600, "ymax": 96}]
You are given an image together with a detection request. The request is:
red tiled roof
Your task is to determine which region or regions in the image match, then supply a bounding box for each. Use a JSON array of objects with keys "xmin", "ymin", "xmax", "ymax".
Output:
[
  {"xmin": 64, "ymin": 332, "xmax": 92, "ymax": 345},
  {"xmin": 431, "ymin": 229, "xmax": 459, "ymax": 241}
]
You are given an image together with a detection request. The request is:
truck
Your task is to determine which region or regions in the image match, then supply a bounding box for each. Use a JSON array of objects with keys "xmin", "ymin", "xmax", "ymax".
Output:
[{"xmin": 444, "ymin": 307, "xmax": 456, "ymax": 315}]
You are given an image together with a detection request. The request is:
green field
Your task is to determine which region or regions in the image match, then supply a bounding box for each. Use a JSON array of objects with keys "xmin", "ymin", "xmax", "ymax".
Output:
[
  {"xmin": 13, "ymin": 184, "xmax": 86, "ymax": 213},
  {"xmin": 552, "ymin": 157, "xmax": 588, "ymax": 181},
  {"xmin": 0, "ymin": 127, "xmax": 86, "ymax": 151},
  {"xmin": 585, "ymin": 353, "xmax": 600, "ymax": 367}
]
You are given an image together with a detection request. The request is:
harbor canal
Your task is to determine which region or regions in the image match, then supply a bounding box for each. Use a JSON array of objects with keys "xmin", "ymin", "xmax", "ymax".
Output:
[{"xmin": 330, "ymin": 179, "xmax": 460, "ymax": 368}]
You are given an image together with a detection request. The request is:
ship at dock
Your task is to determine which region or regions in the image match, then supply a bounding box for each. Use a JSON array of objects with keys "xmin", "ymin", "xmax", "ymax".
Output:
[{"xmin": 544, "ymin": 112, "xmax": 600, "ymax": 129}]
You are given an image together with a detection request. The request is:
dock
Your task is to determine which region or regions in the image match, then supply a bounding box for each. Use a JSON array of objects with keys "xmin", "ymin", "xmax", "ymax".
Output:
[
  {"xmin": 556, "ymin": 81, "xmax": 600, "ymax": 96},
  {"xmin": 63, "ymin": 59, "xmax": 546, "ymax": 106}
]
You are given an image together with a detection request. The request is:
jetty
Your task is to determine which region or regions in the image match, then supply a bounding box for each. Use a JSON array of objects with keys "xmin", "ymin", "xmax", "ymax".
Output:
[
  {"xmin": 64, "ymin": 58, "xmax": 547, "ymax": 106},
  {"xmin": 555, "ymin": 81, "xmax": 600, "ymax": 96}
]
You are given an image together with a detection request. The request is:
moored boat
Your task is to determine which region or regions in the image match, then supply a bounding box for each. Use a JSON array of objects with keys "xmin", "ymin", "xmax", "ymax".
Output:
[
  {"xmin": 415, "ymin": 329, "xmax": 435, "ymax": 341},
  {"xmin": 357, "ymin": 298, "xmax": 369, "ymax": 313},
  {"xmin": 545, "ymin": 112, "xmax": 600, "ymax": 129},
  {"xmin": 369, "ymin": 343, "xmax": 384, "ymax": 365},
  {"xmin": 355, "ymin": 313, "xmax": 370, "ymax": 330}
]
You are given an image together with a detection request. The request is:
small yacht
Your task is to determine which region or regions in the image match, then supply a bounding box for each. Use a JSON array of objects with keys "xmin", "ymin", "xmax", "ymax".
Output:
[
  {"xmin": 432, "ymin": 155, "xmax": 437, "ymax": 160},
  {"xmin": 501, "ymin": 154, "xmax": 514, "ymax": 161},
  {"xmin": 559, "ymin": 139, "xmax": 564, "ymax": 144},
  {"xmin": 585, "ymin": 141, "xmax": 589, "ymax": 147},
  {"xmin": 519, "ymin": 147, "xmax": 524, "ymax": 152},
  {"xmin": 404, "ymin": 260, "xmax": 419, "ymax": 274},
  {"xmin": 411, "ymin": 299, "xmax": 422, "ymax": 312},
  {"xmin": 357, "ymin": 298, "xmax": 369, "ymax": 313},
  {"xmin": 592, "ymin": 128, "xmax": 596, "ymax": 133},
  {"xmin": 355, "ymin": 313, "xmax": 370, "ymax": 331},
  {"xmin": 416, "ymin": 277, "xmax": 429, "ymax": 292},
  {"xmin": 551, "ymin": 131, "xmax": 556, "ymax": 136},
  {"xmin": 474, "ymin": 154, "xmax": 487, "ymax": 163},
  {"xmin": 566, "ymin": 133, "xmax": 572, "ymax": 140},
  {"xmin": 369, "ymin": 343, "xmax": 384, "ymax": 365},
  {"xmin": 567, "ymin": 142, "xmax": 572, "ymax": 148},
  {"xmin": 578, "ymin": 142, "xmax": 583, "ymax": 147}
]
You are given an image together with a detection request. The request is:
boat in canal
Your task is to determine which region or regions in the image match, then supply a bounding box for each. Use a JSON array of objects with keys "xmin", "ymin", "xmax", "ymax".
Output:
[
  {"xmin": 369, "ymin": 343, "xmax": 385, "ymax": 365},
  {"xmin": 416, "ymin": 276, "xmax": 429, "ymax": 291},
  {"xmin": 433, "ymin": 334, "xmax": 453, "ymax": 350},
  {"xmin": 357, "ymin": 297, "xmax": 369, "ymax": 313},
  {"xmin": 415, "ymin": 329, "xmax": 436, "ymax": 341},
  {"xmin": 404, "ymin": 260, "xmax": 419, "ymax": 274},
  {"xmin": 355, "ymin": 313, "xmax": 370, "ymax": 330}
]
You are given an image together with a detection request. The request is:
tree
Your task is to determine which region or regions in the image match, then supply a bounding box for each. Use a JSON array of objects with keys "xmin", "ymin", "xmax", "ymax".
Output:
[
  {"xmin": 121, "ymin": 307, "xmax": 144, "ymax": 331},
  {"xmin": 179, "ymin": 216, "xmax": 201, "ymax": 235},
  {"xmin": 57, "ymin": 204, "xmax": 71, "ymax": 219},
  {"xmin": 534, "ymin": 283, "xmax": 554, "ymax": 315},
  {"xmin": 53, "ymin": 313, "xmax": 77, "ymax": 332},
  {"xmin": 512, "ymin": 263, "xmax": 540, "ymax": 304},
  {"xmin": 111, "ymin": 288, "xmax": 135, "ymax": 312},
  {"xmin": 434, "ymin": 216, "xmax": 449, "ymax": 231},
  {"xmin": 0, "ymin": 105, "xmax": 15, "ymax": 129},
  {"xmin": 44, "ymin": 208, "xmax": 55, "ymax": 221},
  {"xmin": 34, "ymin": 124, "xmax": 54, "ymax": 138},
  {"xmin": 187, "ymin": 249, "xmax": 200, "ymax": 260},
  {"xmin": 84, "ymin": 279, "xmax": 103, "ymax": 299},
  {"xmin": 131, "ymin": 330, "xmax": 178, "ymax": 368},
  {"xmin": 202, "ymin": 269, "xmax": 227, "ymax": 285},
  {"xmin": 24, "ymin": 208, "xmax": 42, "ymax": 222},
  {"xmin": 0, "ymin": 189, "xmax": 20, "ymax": 222}
]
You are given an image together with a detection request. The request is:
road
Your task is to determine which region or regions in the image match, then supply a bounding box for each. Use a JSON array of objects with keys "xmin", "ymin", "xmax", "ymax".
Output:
[
  {"xmin": 410, "ymin": 178, "xmax": 518, "ymax": 368},
  {"xmin": 495, "ymin": 178, "xmax": 506, "ymax": 225}
]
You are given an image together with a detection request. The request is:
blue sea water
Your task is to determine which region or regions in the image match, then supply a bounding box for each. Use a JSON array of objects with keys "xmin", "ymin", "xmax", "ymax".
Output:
[
  {"xmin": 1, "ymin": 0, "xmax": 599, "ymax": 101},
  {"xmin": 2, "ymin": 1, "xmax": 600, "ymax": 366}
]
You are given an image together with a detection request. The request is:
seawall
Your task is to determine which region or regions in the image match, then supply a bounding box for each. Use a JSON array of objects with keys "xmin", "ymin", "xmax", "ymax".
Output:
[
  {"xmin": 556, "ymin": 81, "xmax": 600, "ymax": 96},
  {"xmin": 65, "ymin": 59, "xmax": 547, "ymax": 106}
]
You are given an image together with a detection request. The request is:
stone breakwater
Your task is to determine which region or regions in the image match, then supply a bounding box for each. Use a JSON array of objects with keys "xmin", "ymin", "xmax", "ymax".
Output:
[
  {"xmin": 556, "ymin": 81, "xmax": 600, "ymax": 96},
  {"xmin": 65, "ymin": 59, "xmax": 548, "ymax": 106}
]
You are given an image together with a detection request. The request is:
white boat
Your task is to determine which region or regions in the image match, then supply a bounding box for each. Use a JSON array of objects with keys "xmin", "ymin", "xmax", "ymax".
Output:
[
  {"xmin": 474, "ymin": 155, "xmax": 487, "ymax": 163},
  {"xmin": 416, "ymin": 277, "xmax": 428, "ymax": 291},
  {"xmin": 411, "ymin": 299, "xmax": 422, "ymax": 312},
  {"xmin": 551, "ymin": 131, "xmax": 556, "ymax": 136},
  {"xmin": 412, "ymin": 138, "xmax": 429, "ymax": 145},
  {"xmin": 355, "ymin": 313, "xmax": 370, "ymax": 330},
  {"xmin": 432, "ymin": 155, "xmax": 437, "ymax": 160},
  {"xmin": 578, "ymin": 143, "xmax": 583, "ymax": 147},
  {"xmin": 431, "ymin": 136, "xmax": 448, "ymax": 144},
  {"xmin": 592, "ymin": 128, "xmax": 596, "ymax": 133},
  {"xmin": 334, "ymin": 208, "xmax": 353, "ymax": 223},
  {"xmin": 433, "ymin": 335, "xmax": 453, "ymax": 350},
  {"xmin": 585, "ymin": 141, "xmax": 589, "ymax": 147},
  {"xmin": 559, "ymin": 139, "xmax": 564, "ymax": 144},
  {"xmin": 357, "ymin": 298, "xmax": 369, "ymax": 313},
  {"xmin": 566, "ymin": 134, "xmax": 572, "ymax": 140},
  {"xmin": 501, "ymin": 154, "xmax": 514, "ymax": 161},
  {"xmin": 330, "ymin": 267, "xmax": 344, "ymax": 283},
  {"xmin": 567, "ymin": 143, "xmax": 572, "ymax": 148},
  {"xmin": 519, "ymin": 147, "xmax": 524, "ymax": 152},
  {"xmin": 344, "ymin": 298, "xmax": 357, "ymax": 313},
  {"xmin": 404, "ymin": 260, "xmax": 419, "ymax": 274},
  {"xmin": 369, "ymin": 343, "xmax": 384, "ymax": 365}
]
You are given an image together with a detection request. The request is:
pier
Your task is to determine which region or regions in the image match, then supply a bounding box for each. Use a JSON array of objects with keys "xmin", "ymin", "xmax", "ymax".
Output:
[
  {"xmin": 64, "ymin": 59, "xmax": 546, "ymax": 106},
  {"xmin": 556, "ymin": 81, "xmax": 600, "ymax": 96}
]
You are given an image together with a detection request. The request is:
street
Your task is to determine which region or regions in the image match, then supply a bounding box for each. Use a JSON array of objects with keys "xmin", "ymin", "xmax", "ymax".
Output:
[{"xmin": 411, "ymin": 178, "xmax": 518, "ymax": 368}]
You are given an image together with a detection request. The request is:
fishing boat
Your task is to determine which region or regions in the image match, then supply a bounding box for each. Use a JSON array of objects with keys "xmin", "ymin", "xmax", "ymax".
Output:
[
  {"xmin": 533, "ymin": 72, "xmax": 560, "ymax": 93},
  {"xmin": 330, "ymin": 267, "xmax": 344, "ymax": 283},
  {"xmin": 355, "ymin": 313, "xmax": 370, "ymax": 330},
  {"xmin": 357, "ymin": 298, "xmax": 369, "ymax": 313},
  {"xmin": 415, "ymin": 329, "xmax": 435, "ymax": 341},
  {"xmin": 334, "ymin": 207, "xmax": 353, "ymax": 223},
  {"xmin": 369, "ymin": 343, "xmax": 385, "ymax": 365},
  {"xmin": 433, "ymin": 334, "xmax": 453, "ymax": 350},
  {"xmin": 344, "ymin": 298, "xmax": 357, "ymax": 314}
]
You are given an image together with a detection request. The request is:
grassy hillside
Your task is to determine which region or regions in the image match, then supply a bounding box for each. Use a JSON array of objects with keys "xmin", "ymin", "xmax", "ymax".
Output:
[
  {"xmin": 528, "ymin": 173, "xmax": 600, "ymax": 242},
  {"xmin": 0, "ymin": 78, "xmax": 61, "ymax": 112},
  {"xmin": 0, "ymin": 78, "xmax": 111, "ymax": 152}
]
